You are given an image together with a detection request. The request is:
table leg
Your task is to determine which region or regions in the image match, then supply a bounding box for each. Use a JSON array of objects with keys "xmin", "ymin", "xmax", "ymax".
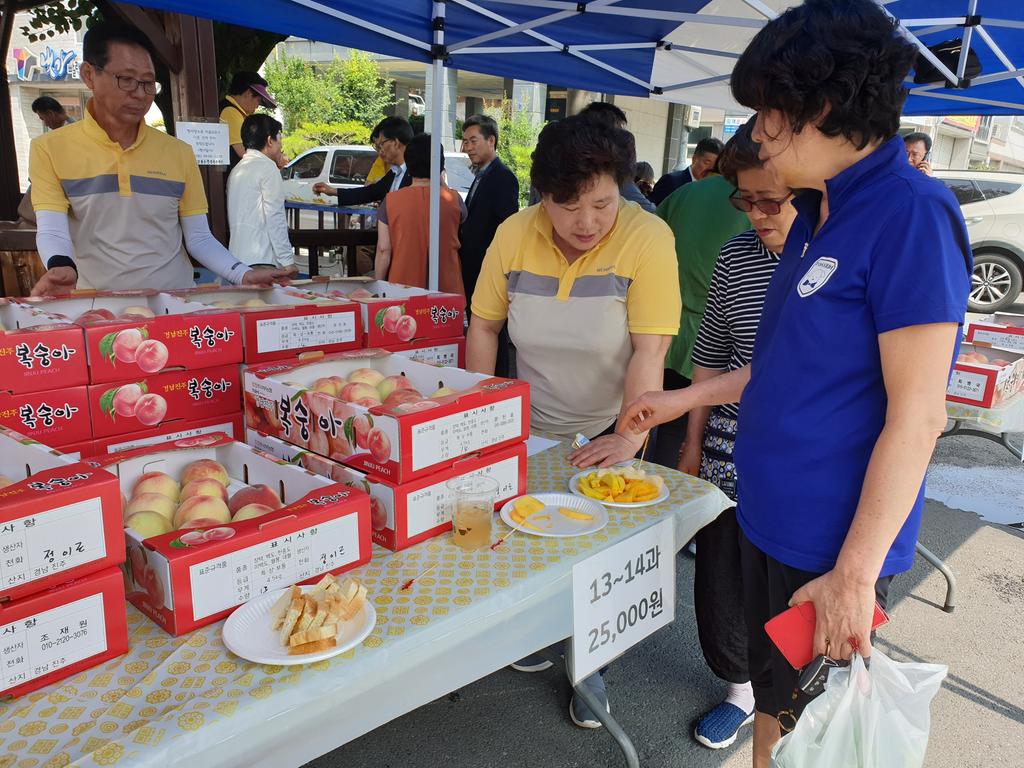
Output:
[
  {"xmin": 558, "ymin": 645, "xmax": 641, "ymax": 768},
  {"xmin": 915, "ymin": 542, "xmax": 956, "ymax": 613},
  {"xmin": 309, "ymin": 246, "xmax": 320, "ymax": 277}
]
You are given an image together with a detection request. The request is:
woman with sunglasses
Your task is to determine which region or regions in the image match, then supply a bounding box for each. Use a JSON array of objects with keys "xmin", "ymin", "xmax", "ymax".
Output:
[
  {"xmin": 649, "ymin": 142, "xmax": 749, "ymax": 469},
  {"xmin": 683, "ymin": 117, "xmax": 796, "ymax": 751}
]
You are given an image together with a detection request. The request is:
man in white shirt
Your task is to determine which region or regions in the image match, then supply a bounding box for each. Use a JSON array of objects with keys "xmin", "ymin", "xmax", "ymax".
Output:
[{"xmin": 227, "ymin": 114, "xmax": 296, "ymax": 269}]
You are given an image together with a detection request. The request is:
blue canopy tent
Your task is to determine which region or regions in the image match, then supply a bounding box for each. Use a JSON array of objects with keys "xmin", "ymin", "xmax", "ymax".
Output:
[{"xmin": 121, "ymin": 0, "xmax": 1024, "ymax": 287}]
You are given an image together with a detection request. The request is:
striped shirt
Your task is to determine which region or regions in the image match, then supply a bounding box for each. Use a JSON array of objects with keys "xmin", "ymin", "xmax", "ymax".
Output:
[{"xmin": 691, "ymin": 229, "xmax": 780, "ymax": 419}]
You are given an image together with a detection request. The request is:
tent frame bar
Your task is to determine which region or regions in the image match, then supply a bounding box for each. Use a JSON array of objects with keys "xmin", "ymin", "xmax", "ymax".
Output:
[{"xmin": 290, "ymin": 0, "xmax": 431, "ymax": 50}]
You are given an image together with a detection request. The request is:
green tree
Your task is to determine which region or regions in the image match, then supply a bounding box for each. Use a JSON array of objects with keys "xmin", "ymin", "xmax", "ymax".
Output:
[
  {"xmin": 20, "ymin": 3, "xmax": 285, "ymax": 131},
  {"xmin": 281, "ymin": 120, "xmax": 371, "ymax": 159},
  {"xmin": 264, "ymin": 52, "xmax": 395, "ymax": 135},
  {"xmin": 490, "ymin": 100, "xmax": 543, "ymax": 208}
]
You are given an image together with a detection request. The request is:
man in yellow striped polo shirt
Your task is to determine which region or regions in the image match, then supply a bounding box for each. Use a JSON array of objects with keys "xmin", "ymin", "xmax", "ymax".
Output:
[{"xmin": 29, "ymin": 21, "xmax": 291, "ymax": 295}]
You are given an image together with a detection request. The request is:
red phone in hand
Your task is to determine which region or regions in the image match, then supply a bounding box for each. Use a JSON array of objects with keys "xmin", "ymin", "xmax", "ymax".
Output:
[{"xmin": 765, "ymin": 601, "xmax": 889, "ymax": 670}]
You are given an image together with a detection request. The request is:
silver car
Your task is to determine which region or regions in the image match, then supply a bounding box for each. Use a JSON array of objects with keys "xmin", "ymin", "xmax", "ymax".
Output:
[{"xmin": 935, "ymin": 170, "xmax": 1024, "ymax": 313}]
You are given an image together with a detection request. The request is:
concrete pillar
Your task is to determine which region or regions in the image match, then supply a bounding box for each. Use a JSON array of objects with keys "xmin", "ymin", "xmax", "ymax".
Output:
[
  {"xmin": 390, "ymin": 83, "xmax": 411, "ymax": 118},
  {"xmin": 662, "ymin": 102, "xmax": 688, "ymax": 173},
  {"xmin": 464, "ymin": 96, "xmax": 484, "ymax": 121},
  {"xmin": 512, "ymin": 80, "xmax": 545, "ymax": 127}
]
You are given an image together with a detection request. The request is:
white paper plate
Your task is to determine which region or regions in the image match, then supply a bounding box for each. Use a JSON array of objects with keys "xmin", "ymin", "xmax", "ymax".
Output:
[
  {"xmin": 568, "ymin": 469, "xmax": 670, "ymax": 508},
  {"xmin": 498, "ymin": 493, "xmax": 607, "ymax": 538},
  {"xmin": 222, "ymin": 584, "xmax": 376, "ymax": 665}
]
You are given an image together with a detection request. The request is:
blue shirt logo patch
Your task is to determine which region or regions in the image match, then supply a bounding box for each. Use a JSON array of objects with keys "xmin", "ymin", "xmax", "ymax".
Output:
[{"xmin": 797, "ymin": 257, "xmax": 838, "ymax": 297}]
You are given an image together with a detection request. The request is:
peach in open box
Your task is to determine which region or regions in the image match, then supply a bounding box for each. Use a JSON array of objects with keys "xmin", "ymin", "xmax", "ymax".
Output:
[
  {"xmin": 947, "ymin": 342, "xmax": 1024, "ymax": 408},
  {"xmin": 0, "ymin": 426, "xmax": 123, "ymax": 603},
  {"xmin": 88, "ymin": 432, "xmax": 371, "ymax": 635},
  {"xmin": 244, "ymin": 349, "xmax": 529, "ymax": 484},
  {"xmin": 173, "ymin": 285, "xmax": 363, "ymax": 364},
  {"xmin": 0, "ymin": 298, "xmax": 88, "ymax": 395},
  {"xmin": 18, "ymin": 291, "xmax": 244, "ymax": 384}
]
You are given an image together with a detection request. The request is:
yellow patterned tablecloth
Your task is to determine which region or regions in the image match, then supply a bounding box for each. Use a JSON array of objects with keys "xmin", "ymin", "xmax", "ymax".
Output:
[{"xmin": 0, "ymin": 444, "xmax": 730, "ymax": 768}]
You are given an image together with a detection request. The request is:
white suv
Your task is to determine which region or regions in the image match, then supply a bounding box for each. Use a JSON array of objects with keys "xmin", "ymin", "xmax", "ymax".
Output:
[{"xmin": 934, "ymin": 170, "xmax": 1024, "ymax": 313}]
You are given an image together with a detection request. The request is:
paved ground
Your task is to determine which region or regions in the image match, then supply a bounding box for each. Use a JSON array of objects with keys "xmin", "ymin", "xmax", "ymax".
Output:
[{"xmin": 306, "ymin": 422, "xmax": 1024, "ymax": 768}]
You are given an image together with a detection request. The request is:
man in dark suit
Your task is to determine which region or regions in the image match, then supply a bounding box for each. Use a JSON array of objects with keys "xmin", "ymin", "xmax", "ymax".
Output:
[
  {"xmin": 313, "ymin": 117, "xmax": 414, "ymax": 204},
  {"xmin": 460, "ymin": 114, "xmax": 519, "ymax": 376},
  {"xmin": 649, "ymin": 137, "xmax": 724, "ymax": 206}
]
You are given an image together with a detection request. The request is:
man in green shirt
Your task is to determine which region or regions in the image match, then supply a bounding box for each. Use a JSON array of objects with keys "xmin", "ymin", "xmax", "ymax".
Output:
[{"xmin": 651, "ymin": 171, "xmax": 749, "ymax": 468}]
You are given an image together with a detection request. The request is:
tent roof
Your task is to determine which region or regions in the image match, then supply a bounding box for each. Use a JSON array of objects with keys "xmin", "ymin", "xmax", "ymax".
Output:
[{"xmin": 128, "ymin": 0, "xmax": 1024, "ymax": 114}]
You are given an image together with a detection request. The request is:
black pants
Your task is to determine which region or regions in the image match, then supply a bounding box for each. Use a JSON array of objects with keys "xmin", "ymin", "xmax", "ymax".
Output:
[
  {"xmin": 694, "ymin": 507, "xmax": 749, "ymax": 684},
  {"xmin": 739, "ymin": 528, "xmax": 892, "ymax": 722},
  {"xmin": 650, "ymin": 369, "xmax": 690, "ymax": 468}
]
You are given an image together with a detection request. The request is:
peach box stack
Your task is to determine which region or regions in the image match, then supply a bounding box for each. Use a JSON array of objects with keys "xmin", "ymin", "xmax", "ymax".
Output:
[
  {"xmin": 0, "ymin": 426, "xmax": 127, "ymax": 698},
  {"xmin": 947, "ymin": 341, "xmax": 1024, "ymax": 408},
  {"xmin": 10, "ymin": 291, "xmax": 247, "ymax": 456},
  {"xmin": 289, "ymin": 278, "xmax": 467, "ymax": 367},
  {"xmin": 88, "ymin": 432, "xmax": 372, "ymax": 635},
  {"xmin": 243, "ymin": 349, "xmax": 530, "ymax": 552}
]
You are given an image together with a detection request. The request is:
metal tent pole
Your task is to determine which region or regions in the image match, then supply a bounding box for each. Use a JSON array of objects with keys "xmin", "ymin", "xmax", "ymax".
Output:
[{"xmin": 427, "ymin": 0, "xmax": 446, "ymax": 292}]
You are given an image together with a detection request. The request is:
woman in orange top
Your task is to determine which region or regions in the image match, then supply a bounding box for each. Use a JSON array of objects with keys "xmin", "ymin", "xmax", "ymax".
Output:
[{"xmin": 375, "ymin": 132, "xmax": 467, "ymax": 295}]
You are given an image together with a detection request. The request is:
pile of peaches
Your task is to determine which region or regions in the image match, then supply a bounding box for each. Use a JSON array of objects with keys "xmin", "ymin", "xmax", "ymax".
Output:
[
  {"xmin": 123, "ymin": 458, "xmax": 283, "ymax": 540},
  {"xmin": 66, "ymin": 306, "xmax": 157, "ymax": 324},
  {"xmin": 307, "ymin": 367, "xmax": 455, "ymax": 410}
]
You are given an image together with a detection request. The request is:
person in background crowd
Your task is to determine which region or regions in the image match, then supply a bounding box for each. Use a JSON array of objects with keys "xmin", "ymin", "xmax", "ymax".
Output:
[
  {"xmin": 314, "ymin": 117, "xmax": 414, "ymax": 204},
  {"xmin": 621, "ymin": 2, "xmax": 970, "ymax": 765},
  {"xmin": 460, "ymin": 114, "xmax": 520, "ymax": 376},
  {"xmin": 219, "ymin": 71, "xmax": 277, "ymax": 168},
  {"xmin": 467, "ymin": 115, "xmax": 680, "ymax": 728},
  {"xmin": 904, "ymin": 131, "xmax": 933, "ymax": 176},
  {"xmin": 577, "ymin": 101, "xmax": 657, "ymax": 213},
  {"xmin": 365, "ymin": 123, "xmax": 389, "ymax": 185},
  {"xmin": 29, "ymin": 21, "xmax": 290, "ymax": 295},
  {"xmin": 227, "ymin": 114, "xmax": 295, "ymax": 270},
  {"xmin": 650, "ymin": 137, "xmax": 725, "ymax": 206},
  {"xmin": 683, "ymin": 117, "xmax": 796, "ymax": 751},
  {"xmin": 634, "ymin": 161, "xmax": 656, "ymax": 200},
  {"xmin": 375, "ymin": 133, "xmax": 466, "ymax": 295},
  {"xmin": 31, "ymin": 96, "xmax": 74, "ymax": 131},
  {"xmin": 649, "ymin": 147, "xmax": 749, "ymax": 469}
]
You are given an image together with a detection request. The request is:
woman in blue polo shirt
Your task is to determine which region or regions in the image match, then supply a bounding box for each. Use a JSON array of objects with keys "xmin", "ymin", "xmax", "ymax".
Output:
[{"xmin": 620, "ymin": 1, "xmax": 970, "ymax": 764}]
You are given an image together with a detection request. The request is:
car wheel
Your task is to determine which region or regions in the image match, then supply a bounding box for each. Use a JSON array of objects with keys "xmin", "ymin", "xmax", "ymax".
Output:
[{"xmin": 969, "ymin": 253, "xmax": 1022, "ymax": 313}]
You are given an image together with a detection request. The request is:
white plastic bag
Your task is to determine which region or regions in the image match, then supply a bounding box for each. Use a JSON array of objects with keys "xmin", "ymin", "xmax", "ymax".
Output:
[{"xmin": 771, "ymin": 649, "xmax": 947, "ymax": 768}]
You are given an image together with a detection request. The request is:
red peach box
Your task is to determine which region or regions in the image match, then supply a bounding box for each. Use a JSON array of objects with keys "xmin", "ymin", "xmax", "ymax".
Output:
[
  {"xmin": 292, "ymin": 278, "xmax": 465, "ymax": 346},
  {"xmin": 947, "ymin": 343, "xmax": 1024, "ymax": 408},
  {"xmin": 17, "ymin": 291, "xmax": 244, "ymax": 384},
  {"xmin": 0, "ymin": 567, "xmax": 128, "ymax": 698},
  {"xmin": 59, "ymin": 413, "xmax": 246, "ymax": 459},
  {"xmin": 384, "ymin": 336, "xmax": 466, "ymax": 369},
  {"xmin": 248, "ymin": 429, "xmax": 527, "ymax": 551},
  {"xmin": 243, "ymin": 350, "xmax": 529, "ymax": 484},
  {"xmin": 0, "ymin": 299, "xmax": 88, "ymax": 394},
  {"xmin": 173, "ymin": 285, "xmax": 362, "ymax": 364},
  {"xmin": 0, "ymin": 385, "xmax": 92, "ymax": 447},
  {"xmin": 88, "ymin": 433, "xmax": 372, "ymax": 635},
  {"xmin": 966, "ymin": 313, "xmax": 1024, "ymax": 352},
  {"xmin": 0, "ymin": 427, "xmax": 123, "ymax": 602},
  {"xmin": 87, "ymin": 363, "xmax": 241, "ymax": 439}
]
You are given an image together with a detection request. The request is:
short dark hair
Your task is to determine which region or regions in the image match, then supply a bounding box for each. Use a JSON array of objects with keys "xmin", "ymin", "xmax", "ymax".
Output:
[
  {"xmin": 530, "ymin": 115, "xmax": 636, "ymax": 204},
  {"xmin": 731, "ymin": 0, "xmax": 917, "ymax": 149},
  {"xmin": 694, "ymin": 137, "xmax": 725, "ymax": 158},
  {"xmin": 83, "ymin": 21, "xmax": 155, "ymax": 69},
  {"xmin": 241, "ymin": 113, "xmax": 282, "ymax": 151},
  {"xmin": 579, "ymin": 101, "xmax": 628, "ymax": 128},
  {"xmin": 404, "ymin": 132, "xmax": 444, "ymax": 178},
  {"xmin": 634, "ymin": 161, "xmax": 655, "ymax": 185},
  {"xmin": 717, "ymin": 117, "xmax": 763, "ymax": 187},
  {"xmin": 31, "ymin": 96, "xmax": 63, "ymax": 115},
  {"xmin": 377, "ymin": 116, "xmax": 414, "ymax": 147},
  {"xmin": 903, "ymin": 131, "xmax": 932, "ymax": 152},
  {"xmin": 463, "ymin": 114, "xmax": 499, "ymax": 145},
  {"xmin": 228, "ymin": 71, "xmax": 267, "ymax": 96}
]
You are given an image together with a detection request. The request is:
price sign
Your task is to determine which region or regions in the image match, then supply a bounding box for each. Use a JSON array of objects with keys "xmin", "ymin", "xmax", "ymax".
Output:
[{"xmin": 570, "ymin": 518, "xmax": 675, "ymax": 684}]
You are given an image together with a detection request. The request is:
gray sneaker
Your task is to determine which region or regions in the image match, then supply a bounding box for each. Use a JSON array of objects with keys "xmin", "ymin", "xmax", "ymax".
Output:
[
  {"xmin": 510, "ymin": 653, "xmax": 553, "ymax": 673},
  {"xmin": 569, "ymin": 672, "xmax": 610, "ymax": 729}
]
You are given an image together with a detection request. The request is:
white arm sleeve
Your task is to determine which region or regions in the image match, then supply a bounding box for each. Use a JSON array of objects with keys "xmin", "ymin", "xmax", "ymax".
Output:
[
  {"xmin": 181, "ymin": 214, "xmax": 252, "ymax": 284},
  {"xmin": 36, "ymin": 210, "xmax": 75, "ymax": 265}
]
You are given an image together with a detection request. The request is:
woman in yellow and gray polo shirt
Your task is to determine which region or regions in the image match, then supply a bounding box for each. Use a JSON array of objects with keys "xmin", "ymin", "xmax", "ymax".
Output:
[
  {"xmin": 469, "ymin": 115, "xmax": 680, "ymax": 466},
  {"xmin": 467, "ymin": 115, "xmax": 681, "ymax": 729}
]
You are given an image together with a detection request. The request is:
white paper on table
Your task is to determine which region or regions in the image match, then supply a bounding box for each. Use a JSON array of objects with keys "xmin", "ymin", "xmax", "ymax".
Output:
[{"xmin": 525, "ymin": 435, "xmax": 560, "ymax": 457}]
